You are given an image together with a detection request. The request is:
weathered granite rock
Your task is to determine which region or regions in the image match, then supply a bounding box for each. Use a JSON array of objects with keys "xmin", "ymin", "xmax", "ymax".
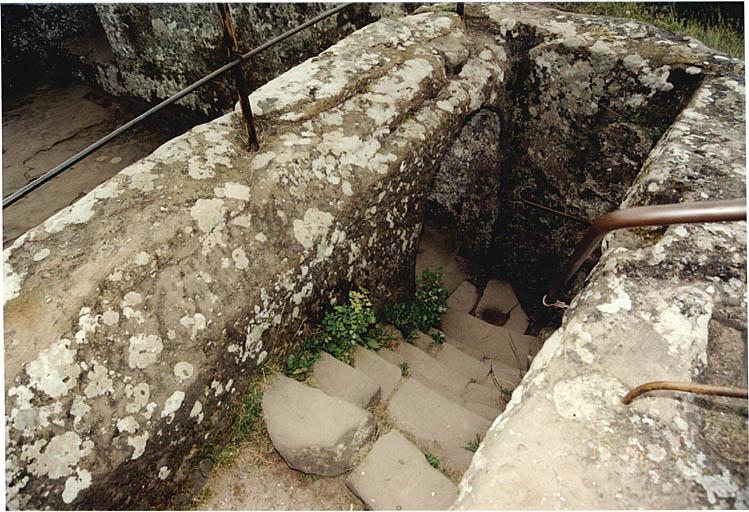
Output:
[{"xmin": 262, "ymin": 375, "xmax": 375, "ymax": 476}]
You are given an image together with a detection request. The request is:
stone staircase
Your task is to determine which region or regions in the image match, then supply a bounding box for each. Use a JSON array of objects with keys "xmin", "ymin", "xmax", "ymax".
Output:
[{"xmin": 262, "ymin": 278, "xmax": 539, "ymax": 509}]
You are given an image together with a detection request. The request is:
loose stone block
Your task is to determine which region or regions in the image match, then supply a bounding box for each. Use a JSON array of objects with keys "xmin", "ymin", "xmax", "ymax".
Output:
[
  {"xmin": 262, "ymin": 375, "xmax": 376, "ymax": 476},
  {"xmin": 448, "ymin": 280, "xmax": 480, "ymax": 312},
  {"xmin": 347, "ymin": 430, "xmax": 458, "ymax": 510},
  {"xmin": 435, "ymin": 343, "xmax": 491, "ymax": 382},
  {"xmin": 394, "ymin": 342, "xmax": 471, "ymax": 397}
]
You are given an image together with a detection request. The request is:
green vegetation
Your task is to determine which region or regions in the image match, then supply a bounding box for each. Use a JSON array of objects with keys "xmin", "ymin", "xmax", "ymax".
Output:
[
  {"xmin": 398, "ymin": 362, "xmax": 410, "ymax": 377},
  {"xmin": 425, "ymin": 452, "xmax": 441, "ymax": 468},
  {"xmin": 555, "ymin": 2, "xmax": 743, "ymax": 58},
  {"xmin": 384, "ymin": 268, "xmax": 449, "ymax": 341},
  {"xmin": 501, "ymin": 387, "xmax": 513, "ymax": 403},
  {"xmin": 430, "ymin": 330, "xmax": 446, "ymax": 347},
  {"xmin": 737, "ymin": 405, "xmax": 748, "ymax": 417},
  {"xmin": 200, "ymin": 373, "xmax": 269, "ymax": 466},
  {"xmin": 286, "ymin": 290, "xmax": 385, "ymax": 380},
  {"xmin": 463, "ymin": 434, "xmax": 482, "ymax": 453}
]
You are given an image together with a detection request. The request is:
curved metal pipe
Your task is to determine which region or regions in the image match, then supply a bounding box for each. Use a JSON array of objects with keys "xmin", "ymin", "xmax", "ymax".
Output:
[
  {"xmin": 545, "ymin": 198, "xmax": 747, "ymax": 303},
  {"xmin": 622, "ymin": 381, "xmax": 749, "ymax": 405}
]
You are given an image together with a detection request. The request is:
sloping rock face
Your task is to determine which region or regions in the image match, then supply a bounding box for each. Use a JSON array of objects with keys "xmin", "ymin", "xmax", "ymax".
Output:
[
  {"xmin": 91, "ymin": 4, "xmax": 409, "ymax": 116},
  {"xmin": 3, "ymin": 3, "xmax": 745, "ymax": 510},
  {"xmin": 3, "ymin": 11, "xmax": 508, "ymax": 510}
]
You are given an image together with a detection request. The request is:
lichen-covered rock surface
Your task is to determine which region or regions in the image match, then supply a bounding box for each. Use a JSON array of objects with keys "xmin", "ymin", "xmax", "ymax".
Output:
[
  {"xmin": 4, "ymin": 3, "xmax": 746, "ymax": 510},
  {"xmin": 453, "ymin": 5, "xmax": 746, "ymax": 509}
]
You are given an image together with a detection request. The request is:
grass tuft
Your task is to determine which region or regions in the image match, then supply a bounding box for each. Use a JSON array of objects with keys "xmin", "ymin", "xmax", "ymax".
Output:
[{"xmin": 554, "ymin": 2, "xmax": 743, "ymax": 58}]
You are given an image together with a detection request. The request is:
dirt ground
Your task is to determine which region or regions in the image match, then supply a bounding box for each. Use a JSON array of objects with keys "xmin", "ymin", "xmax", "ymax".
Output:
[
  {"xmin": 193, "ymin": 434, "xmax": 364, "ymax": 511},
  {"xmin": 2, "ymin": 82, "xmax": 196, "ymax": 244}
]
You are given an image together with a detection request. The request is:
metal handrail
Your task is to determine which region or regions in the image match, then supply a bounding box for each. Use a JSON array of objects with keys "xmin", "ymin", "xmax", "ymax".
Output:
[
  {"xmin": 2, "ymin": 3, "xmax": 351, "ymax": 209},
  {"xmin": 543, "ymin": 198, "xmax": 747, "ymax": 305},
  {"xmin": 622, "ymin": 381, "xmax": 749, "ymax": 404}
]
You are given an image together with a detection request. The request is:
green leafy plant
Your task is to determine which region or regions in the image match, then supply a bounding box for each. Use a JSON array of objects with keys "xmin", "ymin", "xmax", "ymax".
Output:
[
  {"xmin": 425, "ymin": 452, "xmax": 440, "ymax": 468},
  {"xmin": 398, "ymin": 362, "xmax": 410, "ymax": 377},
  {"xmin": 501, "ymin": 387, "xmax": 513, "ymax": 403},
  {"xmin": 464, "ymin": 434, "xmax": 481, "ymax": 453},
  {"xmin": 737, "ymin": 405, "xmax": 748, "ymax": 417},
  {"xmin": 285, "ymin": 289, "xmax": 383, "ymax": 380},
  {"xmin": 431, "ymin": 331, "xmax": 446, "ymax": 347},
  {"xmin": 384, "ymin": 268, "xmax": 448, "ymax": 340}
]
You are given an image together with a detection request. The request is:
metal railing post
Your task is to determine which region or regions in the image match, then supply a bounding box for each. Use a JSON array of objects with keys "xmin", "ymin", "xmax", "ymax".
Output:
[{"xmin": 218, "ymin": 3, "xmax": 259, "ymax": 150}]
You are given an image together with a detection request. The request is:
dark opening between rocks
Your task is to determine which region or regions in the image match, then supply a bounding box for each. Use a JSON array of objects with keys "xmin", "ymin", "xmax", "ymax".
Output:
[{"xmin": 425, "ymin": 23, "xmax": 703, "ymax": 333}]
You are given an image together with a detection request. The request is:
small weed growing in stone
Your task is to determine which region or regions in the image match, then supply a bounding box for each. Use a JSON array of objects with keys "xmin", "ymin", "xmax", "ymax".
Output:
[
  {"xmin": 384, "ymin": 268, "xmax": 448, "ymax": 340},
  {"xmin": 398, "ymin": 362, "xmax": 410, "ymax": 377},
  {"xmin": 501, "ymin": 387, "xmax": 513, "ymax": 402},
  {"xmin": 425, "ymin": 452, "xmax": 440, "ymax": 468},
  {"xmin": 464, "ymin": 434, "xmax": 481, "ymax": 453},
  {"xmin": 285, "ymin": 289, "xmax": 384, "ymax": 380},
  {"xmin": 737, "ymin": 405, "xmax": 748, "ymax": 417},
  {"xmin": 430, "ymin": 331, "xmax": 446, "ymax": 347}
]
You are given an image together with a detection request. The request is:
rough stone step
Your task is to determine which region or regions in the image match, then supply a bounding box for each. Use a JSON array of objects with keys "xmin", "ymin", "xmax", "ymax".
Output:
[
  {"xmin": 435, "ymin": 342, "xmax": 491, "ymax": 383},
  {"xmin": 312, "ymin": 351, "xmax": 381, "ymax": 408},
  {"xmin": 441, "ymin": 308, "xmax": 530, "ymax": 370},
  {"xmin": 415, "ymin": 225, "xmax": 469, "ymax": 294},
  {"xmin": 387, "ymin": 378, "xmax": 490, "ymax": 472},
  {"xmin": 262, "ymin": 375, "xmax": 376, "ymax": 476},
  {"xmin": 346, "ymin": 430, "xmax": 457, "ymax": 510},
  {"xmin": 394, "ymin": 342, "xmax": 470, "ymax": 397},
  {"xmin": 447, "ymin": 280, "xmax": 480, "ymax": 313},
  {"xmin": 486, "ymin": 359, "xmax": 523, "ymax": 388},
  {"xmin": 476, "ymin": 279, "xmax": 519, "ymax": 314},
  {"xmin": 412, "ymin": 330, "xmax": 436, "ymax": 353},
  {"xmin": 352, "ymin": 345, "xmax": 403, "ymax": 401},
  {"xmin": 463, "ymin": 382, "xmax": 502, "ymax": 409},
  {"xmin": 444, "ymin": 336, "xmax": 487, "ymax": 362},
  {"xmin": 475, "ymin": 280, "xmax": 529, "ymax": 334},
  {"xmin": 377, "ymin": 347, "xmax": 406, "ymax": 367},
  {"xmin": 464, "ymin": 401, "xmax": 503, "ymax": 422}
]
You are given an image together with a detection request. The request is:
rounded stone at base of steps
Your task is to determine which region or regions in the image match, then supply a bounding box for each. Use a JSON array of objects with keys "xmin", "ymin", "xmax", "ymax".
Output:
[
  {"xmin": 262, "ymin": 374, "xmax": 376, "ymax": 476},
  {"xmin": 347, "ymin": 430, "xmax": 458, "ymax": 510}
]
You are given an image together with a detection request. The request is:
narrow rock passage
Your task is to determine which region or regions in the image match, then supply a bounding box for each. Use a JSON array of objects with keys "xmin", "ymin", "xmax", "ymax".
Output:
[{"xmin": 195, "ymin": 224, "xmax": 541, "ymax": 510}]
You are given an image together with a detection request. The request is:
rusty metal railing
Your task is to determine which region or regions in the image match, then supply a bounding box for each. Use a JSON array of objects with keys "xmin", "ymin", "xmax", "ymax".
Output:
[
  {"xmin": 543, "ymin": 198, "xmax": 747, "ymax": 307},
  {"xmin": 622, "ymin": 381, "xmax": 748, "ymax": 404}
]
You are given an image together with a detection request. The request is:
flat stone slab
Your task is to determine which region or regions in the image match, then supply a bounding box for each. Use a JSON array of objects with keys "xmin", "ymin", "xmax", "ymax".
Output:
[
  {"xmin": 387, "ymin": 378, "xmax": 490, "ymax": 471},
  {"xmin": 435, "ymin": 343, "xmax": 491, "ymax": 382},
  {"xmin": 441, "ymin": 308, "xmax": 530, "ymax": 370},
  {"xmin": 347, "ymin": 430, "xmax": 457, "ymax": 510},
  {"xmin": 377, "ymin": 347, "xmax": 406, "ymax": 367},
  {"xmin": 486, "ymin": 359, "xmax": 523, "ymax": 388},
  {"xmin": 464, "ymin": 401, "xmax": 503, "ymax": 422},
  {"xmin": 476, "ymin": 280, "xmax": 518, "ymax": 314},
  {"xmin": 463, "ymin": 382, "xmax": 501, "ymax": 409},
  {"xmin": 262, "ymin": 375, "xmax": 376, "ymax": 476},
  {"xmin": 352, "ymin": 346, "xmax": 403, "ymax": 401},
  {"xmin": 475, "ymin": 280, "xmax": 529, "ymax": 334},
  {"xmin": 312, "ymin": 352, "xmax": 381, "ymax": 408},
  {"xmin": 447, "ymin": 280, "xmax": 480, "ymax": 313},
  {"xmin": 394, "ymin": 342, "xmax": 470, "ymax": 397},
  {"xmin": 412, "ymin": 330, "xmax": 435, "ymax": 352}
]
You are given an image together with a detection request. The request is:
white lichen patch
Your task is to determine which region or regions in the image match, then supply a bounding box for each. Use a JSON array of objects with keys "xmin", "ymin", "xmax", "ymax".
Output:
[
  {"xmin": 116, "ymin": 416, "xmax": 139, "ymax": 434},
  {"xmin": 128, "ymin": 334, "xmax": 164, "ymax": 369},
  {"xmin": 32, "ymin": 248, "xmax": 50, "ymax": 262},
  {"xmin": 190, "ymin": 400, "xmax": 204, "ymax": 424},
  {"xmin": 27, "ymin": 431, "xmax": 93, "ymax": 479},
  {"xmin": 62, "ymin": 469, "xmax": 92, "ymax": 504},
  {"xmin": 122, "ymin": 291, "xmax": 143, "ymax": 308},
  {"xmin": 553, "ymin": 374, "xmax": 627, "ymax": 429},
  {"xmin": 232, "ymin": 248, "xmax": 249, "ymax": 270},
  {"xmin": 293, "ymin": 208, "xmax": 334, "ymax": 250},
  {"xmin": 26, "ymin": 339, "xmax": 81, "ymax": 398},
  {"xmin": 133, "ymin": 252, "xmax": 151, "ymax": 266},
  {"xmin": 161, "ymin": 391, "xmax": 185, "ymax": 419},
  {"xmin": 84, "ymin": 363, "xmax": 114, "ymax": 398},
  {"xmin": 180, "ymin": 313, "xmax": 207, "ymax": 339},
  {"xmin": 173, "ymin": 362, "xmax": 194, "ymax": 382},
  {"xmin": 158, "ymin": 466, "xmax": 171, "ymax": 480},
  {"xmin": 220, "ymin": 182, "xmax": 251, "ymax": 201},
  {"xmin": 127, "ymin": 432, "xmax": 149, "ymax": 460},
  {"xmin": 102, "ymin": 310, "xmax": 120, "ymax": 326}
]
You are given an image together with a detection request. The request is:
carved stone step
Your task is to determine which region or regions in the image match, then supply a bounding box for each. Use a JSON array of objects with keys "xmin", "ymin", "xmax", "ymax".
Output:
[
  {"xmin": 311, "ymin": 351, "xmax": 381, "ymax": 408},
  {"xmin": 346, "ymin": 430, "xmax": 457, "ymax": 510}
]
